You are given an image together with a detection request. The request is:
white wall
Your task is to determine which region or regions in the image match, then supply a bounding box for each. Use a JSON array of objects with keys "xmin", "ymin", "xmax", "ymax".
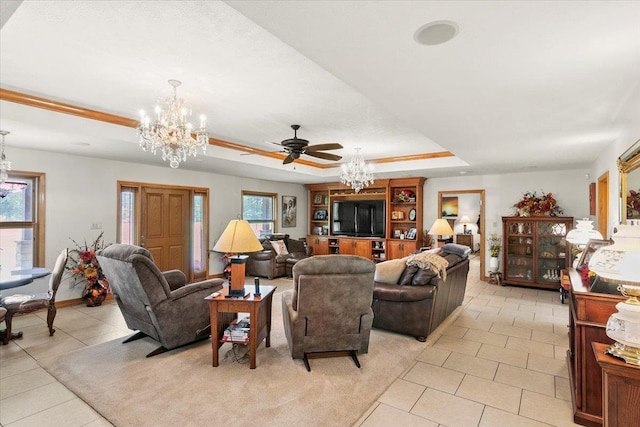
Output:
[
  {"xmin": 8, "ymin": 147, "xmax": 307, "ymax": 301},
  {"xmin": 425, "ymin": 168, "xmax": 590, "ymax": 274}
]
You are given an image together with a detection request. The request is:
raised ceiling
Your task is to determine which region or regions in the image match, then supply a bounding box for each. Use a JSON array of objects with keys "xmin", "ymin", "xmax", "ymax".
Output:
[{"xmin": 1, "ymin": 1, "xmax": 639, "ymax": 183}]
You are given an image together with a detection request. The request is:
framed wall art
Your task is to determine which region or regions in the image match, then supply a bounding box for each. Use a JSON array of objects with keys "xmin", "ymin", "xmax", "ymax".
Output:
[
  {"xmin": 282, "ymin": 195, "xmax": 296, "ymax": 227},
  {"xmin": 441, "ymin": 196, "xmax": 459, "ymax": 218}
]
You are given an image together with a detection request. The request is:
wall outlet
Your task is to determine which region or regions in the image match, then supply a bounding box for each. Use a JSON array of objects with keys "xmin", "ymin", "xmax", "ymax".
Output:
[{"xmin": 90, "ymin": 223, "xmax": 102, "ymax": 230}]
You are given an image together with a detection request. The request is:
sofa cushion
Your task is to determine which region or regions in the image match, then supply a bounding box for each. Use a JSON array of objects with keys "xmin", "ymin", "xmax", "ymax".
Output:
[
  {"xmin": 270, "ymin": 240, "xmax": 289, "ymax": 256},
  {"xmin": 374, "ymin": 257, "xmax": 408, "ymax": 284},
  {"xmin": 411, "ymin": 268, "xmax": 438, "ymax": 285},
  {"xmin": 441, "ymin": 253, "xmax": 464, "ymax": 267},
  {"xmin": 441, "ymin": 243, "xmax": 471, "ymax": 258},
  {"xmin": 373, "ymin": 282, "xmax": 436, "ymax": 302},
  {"xmin": 398, "ymin": 265, "xmax": 419, "ymax": 285}
]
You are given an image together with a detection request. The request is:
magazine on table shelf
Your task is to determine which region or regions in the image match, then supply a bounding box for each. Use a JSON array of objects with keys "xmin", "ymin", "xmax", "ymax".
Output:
[{"xmin": 222, "ymin": 317, "xmax": 250, "ymax": 342}]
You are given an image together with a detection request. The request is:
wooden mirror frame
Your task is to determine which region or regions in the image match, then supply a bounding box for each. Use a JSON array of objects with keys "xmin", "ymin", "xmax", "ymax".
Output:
[{"xmin": 619, "ymin": 138, "xmax": 640, "ymax": 224}]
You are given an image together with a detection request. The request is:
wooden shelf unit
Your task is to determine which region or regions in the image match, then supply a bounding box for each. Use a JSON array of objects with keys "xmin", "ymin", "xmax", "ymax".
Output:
[{"xmin": 306, "ymin": 178, "xmax": 425, "ymax": 261}]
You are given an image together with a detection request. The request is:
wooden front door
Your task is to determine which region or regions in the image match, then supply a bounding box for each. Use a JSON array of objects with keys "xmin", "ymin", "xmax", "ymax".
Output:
[{"xmin": 141, "ymin": 186, "xmax": 191, "ymax": 274}]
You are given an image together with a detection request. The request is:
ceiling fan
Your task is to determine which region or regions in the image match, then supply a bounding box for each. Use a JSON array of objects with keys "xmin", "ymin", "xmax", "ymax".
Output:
[{"xmin": 274, "ymin": 124, "xmax": 343, "ymax": 165}]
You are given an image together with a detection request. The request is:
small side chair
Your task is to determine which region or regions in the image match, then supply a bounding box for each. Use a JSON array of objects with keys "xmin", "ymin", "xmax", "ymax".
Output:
[{"xmin": 0, "ymin": 248, "xmax": 68, "ymax": 345}]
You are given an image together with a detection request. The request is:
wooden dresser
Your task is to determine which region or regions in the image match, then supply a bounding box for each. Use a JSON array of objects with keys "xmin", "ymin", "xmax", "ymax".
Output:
[
  {"xmin": 565, "ymin": 268, "xmax": 624, "ymax": 426},
  {"xmin": 593, "ymin": 342, "xmax": 640, "ymax": 427}
]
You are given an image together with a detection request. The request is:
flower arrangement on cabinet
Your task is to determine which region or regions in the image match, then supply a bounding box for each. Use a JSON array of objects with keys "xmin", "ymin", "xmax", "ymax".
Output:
[
  {"xmin": 580, "ymin": 267, "xmax": 597, "ymax": 287},
  {"xmin": 66, "ymin": 232, "xmax": 110, "ymax": 306},
  {"xmin": 487, "ymin": 233, "xmax": 502, "ymax": 258},
  {"xmin": 628, "ymin": 189, "xmax": 640, "ymax": 217},
  {"xmin": 512, "ymin": 191, "xmax": 564, "ymax": 217}
]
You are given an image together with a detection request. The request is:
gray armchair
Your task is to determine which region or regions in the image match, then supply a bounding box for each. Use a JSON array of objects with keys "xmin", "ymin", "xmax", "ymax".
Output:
[
  {"xmin": 282, "ymin": 255, "xmax": 375, "ymax": 371},
  {"xmin": 97, "ymin": 244, "xmax": 229, "ymax": 357}
]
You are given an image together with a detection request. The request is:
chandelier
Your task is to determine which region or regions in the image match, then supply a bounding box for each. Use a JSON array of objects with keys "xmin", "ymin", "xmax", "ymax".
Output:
[
  {"xmin": 0, "ymin": 130, "xmax": 12, "ymax": 184},
  {"xmin": 340, "ymin": 148, "xmax": 374, "ymax": 193},
  {"xmin": 137, "ymin": 79, "xmax": 208, "ymax": 168}
]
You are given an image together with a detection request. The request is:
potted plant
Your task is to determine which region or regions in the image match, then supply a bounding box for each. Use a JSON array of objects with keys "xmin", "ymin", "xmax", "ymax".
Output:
[
  {"xmin": 487, "ymin": 233, "xmax": 502, "ymax": 272},
  {"xmin": 66, "ymin": 232, "xmax": 110, "ymax": 306}
]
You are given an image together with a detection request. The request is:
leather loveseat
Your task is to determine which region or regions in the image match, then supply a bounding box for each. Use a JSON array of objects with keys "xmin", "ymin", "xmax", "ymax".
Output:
[
  {"xmin": 246, "ymin": 234, "xmax": 311, "ymax": 279},
  {"xmin": 371, "ymin": 244, "xmax": 470, "ymax": 342}
]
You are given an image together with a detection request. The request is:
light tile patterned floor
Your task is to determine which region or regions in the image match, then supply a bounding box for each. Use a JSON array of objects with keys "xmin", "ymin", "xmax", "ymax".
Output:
[
  {"xmin": 357, "ymin": 256, "xmax": 580, "ymax": 427},
  {"xmin": 1, "ymin": 256, "xmax": 579, "ymax": 426}
]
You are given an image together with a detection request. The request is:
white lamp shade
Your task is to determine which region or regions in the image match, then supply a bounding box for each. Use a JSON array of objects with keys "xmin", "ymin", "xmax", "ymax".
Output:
[
  {"xmin": 588, "ymin": 224, "xmax": 640, "ymax": 285},
  {"xmin": 212, "ymin": 220, "xmax": 263, "ymax": 254},
  {"xmin": 428, "ymin": 218, "xmax": 454, "ymax": 236},
  {"xmin": 566, "ymin": 219, "xmax": 603, "ymax": 247},
  {"xmin": 459, "ymin": 215, "xmax": 472, "ymax": 224}
]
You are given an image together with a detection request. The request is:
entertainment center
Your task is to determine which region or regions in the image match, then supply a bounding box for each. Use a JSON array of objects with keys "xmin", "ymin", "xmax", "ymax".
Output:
[{"xmin": 306, "ymin": 177, "xmax": 425, "ymax": 261}]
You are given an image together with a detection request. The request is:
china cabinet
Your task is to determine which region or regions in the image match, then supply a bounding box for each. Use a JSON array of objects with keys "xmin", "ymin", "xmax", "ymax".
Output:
[{"xmin": 502, "ymin": 216, "xmax": 573, "ymax": 290}]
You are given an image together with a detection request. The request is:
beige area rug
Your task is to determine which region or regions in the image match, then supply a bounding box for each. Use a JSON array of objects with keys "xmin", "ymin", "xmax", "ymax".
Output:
[{"xmin": 41, "ymin": 281, "xmax": 427, "ymax": 427}]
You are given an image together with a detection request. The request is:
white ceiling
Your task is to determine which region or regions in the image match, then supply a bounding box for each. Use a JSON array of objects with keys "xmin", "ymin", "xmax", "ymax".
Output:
[{"xmin": 1, "ymin": 1, "xmax": 639, "ymax": 184}]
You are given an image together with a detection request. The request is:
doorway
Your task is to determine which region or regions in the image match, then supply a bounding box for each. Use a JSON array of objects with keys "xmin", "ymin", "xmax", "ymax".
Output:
[
  {"xmin": 118, "ymin": 181, "xmax": 209, "ymax": 281},
  {"xmin": 437, "ymin": 189, "xmax": 486, "ymax": 280},
  {"xmin": 597, "ymin": 172, "xmax": 609, "ymax": 238}
]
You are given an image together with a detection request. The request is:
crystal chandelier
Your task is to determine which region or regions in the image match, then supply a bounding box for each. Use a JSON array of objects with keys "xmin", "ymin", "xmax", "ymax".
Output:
[
  {"xmin": 0, "ymin": 130, "xmax": 12, "ymax": 184},
  {"xmin": 137, "ymin": 80, "xmax": 208, "ymax": 168},
  {"xmin": 340, "ymin": 148, "xmax": 374, "ymax": 193}
]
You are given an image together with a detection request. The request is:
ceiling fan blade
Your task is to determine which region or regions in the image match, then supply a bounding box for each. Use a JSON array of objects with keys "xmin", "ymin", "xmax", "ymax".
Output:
[
  {"xmin": 305, "ymin": 143, "xmax": 343, "ymax": 152},
  {"xmin": 305, "ymin": 151, "xmax": 342, "ymax": 161},
  {"xmin": 283, "ymin": 153, "xmax": 295, "ymax": 164}
]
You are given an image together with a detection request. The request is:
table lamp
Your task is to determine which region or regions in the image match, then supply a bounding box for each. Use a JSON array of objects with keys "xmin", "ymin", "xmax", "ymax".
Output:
[
  {"xmin": 459, "ymin": 215, "xmax": 472, "ymax": 234},
  {"xmin": 566, "ymin": 218, "xmax": 603, "ymax": 268},
  {"xmin": 428, "ymin": 218, "xmax": 454, "ymax": 243},
  {"xmin": 212, "ymin": 219, "xmax": 263, "ymax": 298},
  {"xmin": 588, "ymin": 224, "xmax": 640, "ymax": 365}
]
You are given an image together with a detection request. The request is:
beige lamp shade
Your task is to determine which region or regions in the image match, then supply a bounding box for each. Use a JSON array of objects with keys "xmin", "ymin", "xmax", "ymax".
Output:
[
  {"xmin": 212, "ymin": 219, "xmax": 263, "ymax": 254},
  {"xmin": 428, "ymin": 218, "xmax": 454, "ymax": 236},
  {"xmin": 459, "ymin": 215, "xmax": 472, "ymax": 224}
]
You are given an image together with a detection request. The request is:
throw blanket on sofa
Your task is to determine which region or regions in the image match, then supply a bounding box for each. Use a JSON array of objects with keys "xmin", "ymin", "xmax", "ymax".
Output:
[{"xmin": 407, "ymin": 252, "xmax": 450, "ymax": 281}]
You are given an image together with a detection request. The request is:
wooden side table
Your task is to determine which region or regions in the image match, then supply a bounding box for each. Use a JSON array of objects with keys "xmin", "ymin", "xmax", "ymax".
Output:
[
  {"xmin": 593, "ymin": 342, "xmax": 640, "ymax": 427},
  {"xmin": 205, "ymin": 285, "xmax": 276, "ymax": 369},
  {"xmin": 456, "ymin": 234, "xmax": 473, "ymax": 250}
]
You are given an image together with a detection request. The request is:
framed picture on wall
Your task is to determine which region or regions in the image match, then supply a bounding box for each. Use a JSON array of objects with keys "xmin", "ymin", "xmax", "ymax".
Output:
[
  {"xmin": 282, "ymin": 195, "xmax": 297, "ymax": 228},
  {"xmin": 441, "ymin": 196, "xmax": 458, "ymax": 218}
]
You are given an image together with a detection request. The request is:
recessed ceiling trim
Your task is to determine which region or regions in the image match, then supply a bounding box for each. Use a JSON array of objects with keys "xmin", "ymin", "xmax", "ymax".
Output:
[{"xmin": 0, "ymin": 88, "xmax": 454, "ymax": 169}]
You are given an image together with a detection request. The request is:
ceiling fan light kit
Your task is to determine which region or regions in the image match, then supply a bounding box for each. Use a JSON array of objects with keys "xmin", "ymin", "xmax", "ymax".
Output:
[
  {"xmin": 137, "ymin": 79, "xmax": 208, "ymax": 169},
  {"xmin": 277, "ymin": 124, "xmax": 343, "ymax": 165}
]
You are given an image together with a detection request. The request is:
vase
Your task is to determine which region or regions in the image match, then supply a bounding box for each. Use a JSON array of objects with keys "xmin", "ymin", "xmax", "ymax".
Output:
[
  {"xmin": 84, "ymin": 282, "xmax": 108, "ymax": 307},
  {"xmin": 489, "ymin": 256, "xmax": 500, "ymax": 272},
  {"xmin": 85, "ymin": 293, "xmax": 106, "ymax": 307}
]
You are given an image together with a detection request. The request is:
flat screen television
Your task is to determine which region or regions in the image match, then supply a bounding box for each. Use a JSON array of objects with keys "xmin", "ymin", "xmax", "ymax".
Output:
[{"xmin": 331, "ymin": 200, "xmax": 385, "ymax": 237}]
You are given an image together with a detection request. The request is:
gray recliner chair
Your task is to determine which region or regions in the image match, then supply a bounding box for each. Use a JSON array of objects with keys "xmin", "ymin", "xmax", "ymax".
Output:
[
  {"xmin": 97, "ymin": 244, "xmax": 229, "ymax": 357},
  {"xmin": 282, "ymin": 255, "xmax": 375, "ymax": 371}
]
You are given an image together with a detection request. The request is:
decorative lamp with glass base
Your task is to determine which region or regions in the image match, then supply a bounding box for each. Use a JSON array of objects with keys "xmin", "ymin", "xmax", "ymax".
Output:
[
  {"xmin": 566, "ymin": 218, "xmax": 603, "ymax": 268},
  {"xmin": 588, "ymin": 224, "xmax": 640, "ymax": 365},
  {"xmin": 212, "ymin": 220, "xmax": 263, "ymax": 298}
]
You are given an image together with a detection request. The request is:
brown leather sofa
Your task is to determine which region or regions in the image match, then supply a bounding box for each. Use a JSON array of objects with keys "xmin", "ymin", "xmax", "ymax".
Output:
[
  {"xmin": 372, "ymin": 248, "xmax": 470, "ymax": 342},
  {"xmin": 246, "ymin": 234, "xmax": 311, "ymax": 279}
]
